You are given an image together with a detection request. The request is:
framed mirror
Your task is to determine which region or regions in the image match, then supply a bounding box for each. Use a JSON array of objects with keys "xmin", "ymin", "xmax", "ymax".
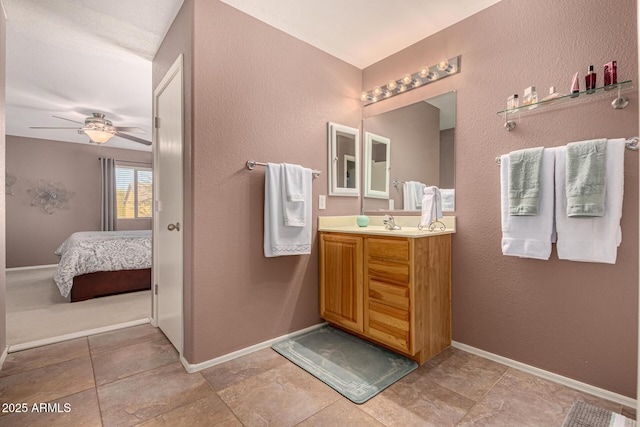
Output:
[
  {"xmin": 363, "ymin": 90, "xmax": 456, "ymax": 212},
  {"xmin": 363, "ymin": 132, "xmax": 391, "ymax": 199},
  {"xmin": 327, "ymin": 122, "xmax": 359, "ymax": 196}
]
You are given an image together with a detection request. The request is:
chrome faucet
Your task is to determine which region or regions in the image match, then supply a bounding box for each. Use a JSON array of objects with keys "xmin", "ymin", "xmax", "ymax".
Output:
[{"xmin": 384, "ymin": 215, "xmax": 401, "ymax": 230}]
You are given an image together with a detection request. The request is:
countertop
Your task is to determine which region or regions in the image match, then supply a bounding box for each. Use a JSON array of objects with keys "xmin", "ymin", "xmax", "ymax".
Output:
[{"xmin": 318, "ymin": 215, "xmax": 456, "ymax": 238}]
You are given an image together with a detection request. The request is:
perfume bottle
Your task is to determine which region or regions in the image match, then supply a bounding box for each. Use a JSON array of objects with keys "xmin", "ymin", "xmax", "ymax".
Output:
[
  {"xmin": 507, "ymin": 94, "xmax": 519, "ymax": 110},
  {"xmin": 585, "ymin": 65, "xmax": 596, "ymax": 94},
  {"xmin": 604, "ymin": 61, "xmax": 617, "ymax": 90},
  {"xmin": 542, "ymin": 86, "xmax": 561, "ymax": 102},
  {"xmin": 522, "ymin": 86, "xmax": 538, "ymax": 108},
  {"xmin": 570, "ymin": 72, "xmax": 580, "ymax": 97}
]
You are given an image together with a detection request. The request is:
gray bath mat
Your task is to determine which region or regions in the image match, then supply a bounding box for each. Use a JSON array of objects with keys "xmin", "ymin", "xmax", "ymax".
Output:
[
  {"xmin": 562, "ymin": 401, "xmax": 636, "ymax": 427},
  {"xmin": 272, "ymin": 325, "xmax": 418, "ymax": 404}
]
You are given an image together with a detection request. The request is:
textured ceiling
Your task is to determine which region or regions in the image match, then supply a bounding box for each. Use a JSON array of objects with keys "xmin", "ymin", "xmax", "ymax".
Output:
[{"xmin": 3, "ymin": 0, "xmax": 501, "ymax": 151}]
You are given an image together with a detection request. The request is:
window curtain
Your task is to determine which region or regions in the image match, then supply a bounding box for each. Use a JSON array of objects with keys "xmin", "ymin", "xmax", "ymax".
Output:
[{"xmin": 100, "ymin": 158, "xmax": 117, "ymax": 231}]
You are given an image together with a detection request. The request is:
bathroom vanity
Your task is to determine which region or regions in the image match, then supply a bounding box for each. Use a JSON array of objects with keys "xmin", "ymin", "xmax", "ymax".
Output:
[{"xmin": 318, "ymin": 216, "xmax": 455, "ymax": 365}]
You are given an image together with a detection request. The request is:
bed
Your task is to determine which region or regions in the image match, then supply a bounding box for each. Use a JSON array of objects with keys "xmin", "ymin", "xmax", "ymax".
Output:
[{"xmin": 54, "ymin": 230, "xmax": 152, "ymax": 302}]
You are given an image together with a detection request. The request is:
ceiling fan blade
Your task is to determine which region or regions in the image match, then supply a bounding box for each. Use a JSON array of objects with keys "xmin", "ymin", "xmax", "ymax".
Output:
[
  {"xmin": 114, "ymin": 126, "xmax": 146, "ymax": 133},
  {"xmin": 52, "ymin": 115, "xmax": 85, "ymax": 125},
  {"xmin": 115, "ymin": 131, "xmax": 152, "ymax": 146},
  {"xmin": 29, "ymin": 126, "xmax": 80, "ymax": 129}
]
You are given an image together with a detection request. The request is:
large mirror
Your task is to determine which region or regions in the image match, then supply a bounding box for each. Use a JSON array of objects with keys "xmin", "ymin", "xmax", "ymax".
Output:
[
  {"xmin": 328, "ymin": 122, "xmax": 359, "ymax": 196},
  {"xmin": 362, "ymin": 91, "xmax": 456, "ymax": 212}
]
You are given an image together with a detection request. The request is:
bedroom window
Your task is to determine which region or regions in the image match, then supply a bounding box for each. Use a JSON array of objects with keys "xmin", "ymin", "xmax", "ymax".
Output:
[{"xmin": 116, "ymin": 166, "xmax": 153, "ymax": 219}]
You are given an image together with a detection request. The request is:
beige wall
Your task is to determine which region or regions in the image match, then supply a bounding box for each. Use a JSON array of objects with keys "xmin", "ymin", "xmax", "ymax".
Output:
[
  {"xmin": 1, "ymin": 1, "xmax": 7, "ymax": 352},
  {"xmin": 364, "ymin": 0, "xmax": 638, "ymax": 397},
  {"xmin": 6, "ymin": 136, "xmax": 152, "ymax": 267}
]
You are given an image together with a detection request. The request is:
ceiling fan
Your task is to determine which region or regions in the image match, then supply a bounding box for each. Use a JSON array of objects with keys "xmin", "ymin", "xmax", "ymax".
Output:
[{"xmin": 30, "ymin": 113, "xmax": 151, "ymax": 146}]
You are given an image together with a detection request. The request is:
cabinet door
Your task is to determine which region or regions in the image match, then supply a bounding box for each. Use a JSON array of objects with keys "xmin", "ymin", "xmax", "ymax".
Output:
[{"xmin": 320, "ymin": 233, "xmax": 364, "ymax": 332}]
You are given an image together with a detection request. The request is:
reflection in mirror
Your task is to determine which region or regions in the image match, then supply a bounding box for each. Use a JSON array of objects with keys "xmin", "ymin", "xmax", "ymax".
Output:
[
  {"xmin": 328, "ymin": 122, "xmax": 359, "ymax": 196},
  {"xmin": 364, "ymin": 132, "xmax": 390, "ymax": 199},
  {"xmin": 363, "ymin": 91, "xmax": 456, "ymax": 212}
]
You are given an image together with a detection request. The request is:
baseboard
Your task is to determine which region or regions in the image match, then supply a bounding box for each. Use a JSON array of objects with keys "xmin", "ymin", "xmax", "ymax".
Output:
[
  {"xmin": 6, "ymin": 264, "xmax": 58, "ymax": 272},
  {"xmin": 180, "ymin": 322, "xmax": 327, "ymax": 373},
  {"xmin": 452, "ymin": 341, "xmax": 636, "ymax": 408},
  {"xmin": 8, "ymin": 318, "xmax": 151, "ymax": 353}
]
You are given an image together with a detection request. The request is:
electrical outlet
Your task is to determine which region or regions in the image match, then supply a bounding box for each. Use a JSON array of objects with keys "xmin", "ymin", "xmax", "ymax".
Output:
[
  {"xmin": 319, "ymin": 195, "xmax": 326, "ymax": 210},
  {"xmin": 389, "ymin": 199, "xmax": 394, "ymax": 210}
]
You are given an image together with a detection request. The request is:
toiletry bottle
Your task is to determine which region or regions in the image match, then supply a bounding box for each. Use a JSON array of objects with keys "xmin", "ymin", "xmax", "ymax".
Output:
[
  {"xmin": 585, "ymin": 65, "xmax": 596, "ymax": 93},
  {"xmin": 604, "ymin": 61, "xmax": 617, "ymax": 89},
  {"xmin": 357, "ymin": 209, "xmax": 369, "ymax": 227},
  {"xmin": 570, "ymin": 72, "xmax": 580, "ymax": 97},
  {"xmin": 507, "ymin": 94, "xmax": 519, "ymax": 110},
  {"xmin": 542, "ymin": 86, "xmax": 561, "ymax": 102},
  {"xmin": 523, "ymin": 86, "xmax": 538, "ymax": 108}
]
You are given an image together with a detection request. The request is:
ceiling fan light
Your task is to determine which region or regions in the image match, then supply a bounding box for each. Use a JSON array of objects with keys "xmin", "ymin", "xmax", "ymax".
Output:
[{"xmin": 84, "ymin": 128, "xmax": 116, "ymax": 144}]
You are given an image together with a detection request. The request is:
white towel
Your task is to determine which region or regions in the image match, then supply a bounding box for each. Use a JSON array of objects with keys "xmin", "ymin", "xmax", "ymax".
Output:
[
  {"xmin": 403, "ymin": 181, "xmax": 425, "ymax": 210},
  {"xmin": 421, "ymin": 186, "xmax": 442, "ymax": 226},
  {"xmin": 282, "ymin": 163, "xmax": 306, "ymax": 227},
  {"xmin": 500, "ymin": 149, "xmax": 555, "ymax": 260},
  {"xmin": 555, "ymin": 139, "xmax": 625, "ymax": 263},
  {"xmin": 440, "ymin": 189, "xmax": 455, "ymax": 211},
  {"xmin": 264, "ymin": 163, "xmax": 312, "ymax": 257}
]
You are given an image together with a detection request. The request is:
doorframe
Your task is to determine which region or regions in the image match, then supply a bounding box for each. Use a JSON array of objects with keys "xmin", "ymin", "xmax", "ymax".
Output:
[{"xmin": 152, "ymin": 53, "xmax": 184, "ymax": 332}]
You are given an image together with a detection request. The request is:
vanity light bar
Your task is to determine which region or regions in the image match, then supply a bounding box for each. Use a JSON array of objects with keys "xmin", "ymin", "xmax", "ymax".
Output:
[{"xmin": 361, "ymin": 55, "xmax": 461, "ymax": 106}]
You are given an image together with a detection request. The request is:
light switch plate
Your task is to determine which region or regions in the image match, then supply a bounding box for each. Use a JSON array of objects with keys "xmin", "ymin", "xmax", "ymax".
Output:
[{"xmin": 319, "ymin": 195, "xmax": 326, "ymax": 210}]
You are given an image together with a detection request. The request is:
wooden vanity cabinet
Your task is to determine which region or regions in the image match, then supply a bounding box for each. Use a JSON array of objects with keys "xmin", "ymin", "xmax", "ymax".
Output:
[{"xmin": 319, "ymin": 232, "xmax": 452, "ymax": 365}]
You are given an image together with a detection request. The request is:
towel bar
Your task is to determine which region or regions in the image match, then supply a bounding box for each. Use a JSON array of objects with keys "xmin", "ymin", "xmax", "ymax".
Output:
[
  {"xmin": 246, "ymin": 160, "xmax": 321, "ymax": 178},
  {"xmin": 495, "ymin": 137, "xmax": 638, "ymax": 165}
]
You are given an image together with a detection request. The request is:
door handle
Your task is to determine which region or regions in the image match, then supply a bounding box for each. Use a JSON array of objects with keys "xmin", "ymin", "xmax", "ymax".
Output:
[{"xmin": 167, "ymin": 222, "xmax": 180, "ymax": 231}]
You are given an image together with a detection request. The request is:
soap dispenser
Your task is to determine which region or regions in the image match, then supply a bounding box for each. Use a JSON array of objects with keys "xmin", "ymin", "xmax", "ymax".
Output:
[{"xmin": 357, "ymin": 210, "xmax": 369, "ymax": 227}]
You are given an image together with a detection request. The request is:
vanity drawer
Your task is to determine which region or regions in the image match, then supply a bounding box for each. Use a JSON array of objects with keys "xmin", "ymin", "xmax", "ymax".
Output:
[
  {"xmin": 367, "ymin": 300, "xmax": 411, "ymax": 353},
  {"xmin": 367, "ymin": 237, "xmax": 410, "ymax": 262},
  {"xmin": 368, "ymin": 279, "xmax": 409, "ymax": 310},
  {"xmin": 366, "ymin": 259, "xmax": 410, "ymax": 284}
]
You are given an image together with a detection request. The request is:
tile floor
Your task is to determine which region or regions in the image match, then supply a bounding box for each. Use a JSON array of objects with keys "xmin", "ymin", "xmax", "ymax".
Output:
[{"xmin": 0, "ymin": 323, "xmax": 634, "ymax": 426}]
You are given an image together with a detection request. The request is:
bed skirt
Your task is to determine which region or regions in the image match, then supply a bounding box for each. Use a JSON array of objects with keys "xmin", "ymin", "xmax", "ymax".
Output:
[{"xmin": 70, "ymin": 268, "xmax": 152, "ymax": 302}]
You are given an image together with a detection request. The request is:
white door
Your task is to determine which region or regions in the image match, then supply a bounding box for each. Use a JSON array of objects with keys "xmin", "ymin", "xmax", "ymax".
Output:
[{"xmin": 153, "ymin": 54, "xmax": 184, "ymax": 353}]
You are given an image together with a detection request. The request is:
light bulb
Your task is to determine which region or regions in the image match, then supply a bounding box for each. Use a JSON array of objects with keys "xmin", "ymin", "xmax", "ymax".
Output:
[
  {"xmin": 437, "ymin": 59, "xmax": 449, "ymax": 71},
  {"xmin": 413, "ymin": 79, "xmax": 421, "ymax": 88},
  {"xmin": 387, "ymin": 80, "xmax": 397, "ymax": 91},
  {"xmin": 361, "ymin": 91, "xmax": 369, "ymax": 101},
  {"xmin": 418, "ymin": 67, "xmax": 429, "ymax": 78},
  {"xmin": 401, "ymin": 74, "xmax": 412, "ymax": 85},
  {"xmin": 399, "ymin": 84, "xmax": 407, "ymax": 93},
  {"xmin": 383, "ymin": 90, "xmax": 392, "ymax": 98},
  {"xmin": 373, "ymin": 86, "xmax": 382, "ymax": 96}
]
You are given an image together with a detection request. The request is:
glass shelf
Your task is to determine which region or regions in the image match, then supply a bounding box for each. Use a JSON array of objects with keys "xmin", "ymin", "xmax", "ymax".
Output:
[{"xmin": 496, "ymin": 80, "xmax": 633, "ymax": 117}]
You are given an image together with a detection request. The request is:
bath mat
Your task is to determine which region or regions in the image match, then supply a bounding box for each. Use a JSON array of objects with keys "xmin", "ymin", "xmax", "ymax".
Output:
[
  {"xmin": 271, "ymin": 325, "xmax": 418, "ymax": 404},
  {"xmin": 562, "ymin": 401, "xmax": 636, "ymax": 427}
]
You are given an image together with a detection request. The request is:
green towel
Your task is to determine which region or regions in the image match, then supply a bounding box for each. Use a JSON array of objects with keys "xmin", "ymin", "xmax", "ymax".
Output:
[
  {"xmin": 508, "ymin": 147, "xmax": 544, "ymax": 215},
  {"xmin": 566, "ymin": 139, "xmax": 606, "ymax": 217}
]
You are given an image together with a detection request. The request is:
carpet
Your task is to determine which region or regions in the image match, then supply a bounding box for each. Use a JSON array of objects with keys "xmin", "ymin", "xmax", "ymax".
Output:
[
  {"xmin": 272, "ymin": 325, "xmax": 418, "ymax": 404},
  {"xmin": 562, "ymin": 401, "xmax": 636, "ymax": 427},
  {"xmin": 6, "ymin": 266, "xmax": 151, "ymax": 346}
]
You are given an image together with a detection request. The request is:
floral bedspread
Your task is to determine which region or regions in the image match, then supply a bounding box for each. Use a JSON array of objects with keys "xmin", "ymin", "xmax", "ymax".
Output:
[{"xmin": 53, "ymin": 230, "xmax": 152, "ymax": 298}]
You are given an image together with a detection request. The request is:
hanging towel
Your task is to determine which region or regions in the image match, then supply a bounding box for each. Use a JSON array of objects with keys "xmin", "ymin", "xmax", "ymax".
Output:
[
  {"xmin": 565, "ymin": 139, "xmax": 607, "ymax": 217},
  {"xmin": 282, "ymin": 163, "xmax": 306, "ymax": 227},
  {"xmin": 508, "ymin": 147, "xmax": 544, "ymax": 215},
  {"xmin": 403, "ymin": 181, "xmax": 426, "ymax": 210},
  {"xmin": 440, "ymin": 189, "xmax": 455, "ymax": 211},
  {"xmin": 500, "ymin": 148, "xmax": 555, "ymax": 260},
  {"xmin": 264, "ymin": 163, "xmax": 312, "ymax": 257},
  {"xmin": 555, "ymin": 139, "xmax": 624, "ymax": 264},
  {"xmin": 421, "ymin": 186, "xmax": 442, "ymax": 226}
]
